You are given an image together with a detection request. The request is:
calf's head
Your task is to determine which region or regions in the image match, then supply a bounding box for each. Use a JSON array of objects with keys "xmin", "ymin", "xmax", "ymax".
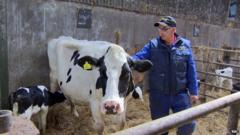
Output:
[
  {"xmin": 77, "ymin": 45, "xmax": 152, "ymax": 114},
  {"xmin": 10, "ymin": 88, "xmax": 33, "ymax": 119}
]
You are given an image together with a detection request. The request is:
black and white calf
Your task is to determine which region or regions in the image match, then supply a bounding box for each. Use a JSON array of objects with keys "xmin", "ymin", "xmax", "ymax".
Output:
[
  {"xmin": 47, "ymin": 36, "xmax": 152, "ymax": 135},
  {"xmin": 10, "ymin": 85, "xmax": 66, "ymax": 134},
  {"xmin": 213, "ymin": 67, "xmax": 233, "ymax": 91}
]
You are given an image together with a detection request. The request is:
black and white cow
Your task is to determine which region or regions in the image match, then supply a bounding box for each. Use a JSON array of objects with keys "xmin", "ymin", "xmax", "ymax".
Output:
[
  {"xmin": 9, "ymin": 85, "xmax": 66, "ymax": 134},
  {"xmin": 47, "ymin": 36, "xmax": 152, "ymax": 134}
]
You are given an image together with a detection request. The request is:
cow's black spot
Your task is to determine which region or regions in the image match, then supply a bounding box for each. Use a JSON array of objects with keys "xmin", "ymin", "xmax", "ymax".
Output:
[
  {"xmin": 67, "ymin": 68, "xmax": 72, "ymax": 76},
  {"xmin": 70, "ymin": 50, "xmax": 79, "ymax": 61},
  {"xmin": 221, "ymin": 71, "xmax": 225, "ymax": 74},
  {"xmin": 126, "ymin": 75, "xmax": 135, "ymax": 97},
  {"xmin": 95, "ymin": 57, "xmax": 107, "ymax": 96},
  {"xmin": 96, "ymin": 76, "xmax": 107, "ymax": 96},
  {"xmin": 77, "ymin": 56, "xmax": 99, "ymax": 69},
  {"xmin": 89, "ymin": 90, "xmax": 92, "ymax": 95},
  {"xmin": 60, "ymin": 81, "xmax": 62, "ymax": 86},
  {"xmin": 66, "ymin": 75, "xmax": 72, "ymax": 83},
  {"xmin": 118, "ymin": 63, "xmax": 132, "ymax": 97},
  {"xmin": 29, "ymin": 86, "xmax": 46, "ymax": 107},
  {"xmin": 73, "ymin": 54, "xmax": 80, "ymax": 65}
]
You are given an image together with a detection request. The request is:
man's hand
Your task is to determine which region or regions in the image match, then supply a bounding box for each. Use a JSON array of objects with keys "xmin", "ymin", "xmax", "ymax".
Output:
[{"xmin": 190, "ymin": 95, "xmax": 199, "ymax": 104}]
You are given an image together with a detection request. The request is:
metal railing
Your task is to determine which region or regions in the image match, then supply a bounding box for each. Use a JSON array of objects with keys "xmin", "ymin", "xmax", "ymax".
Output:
[{"xmin": 112, "ymin": 92, "xmax": 240, "ymax": 135}]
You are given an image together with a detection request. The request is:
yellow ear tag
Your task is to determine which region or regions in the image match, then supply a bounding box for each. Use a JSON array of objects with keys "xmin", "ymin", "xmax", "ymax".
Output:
[{"xmin": 83, "ymin": 61, "xmax": 92, "ymax": 70}]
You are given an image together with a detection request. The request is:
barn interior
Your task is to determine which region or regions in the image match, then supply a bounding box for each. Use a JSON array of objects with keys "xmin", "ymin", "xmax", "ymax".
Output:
[{"xmin": 1, "ymin": 0, "xmax": 240, "ymax": 135}]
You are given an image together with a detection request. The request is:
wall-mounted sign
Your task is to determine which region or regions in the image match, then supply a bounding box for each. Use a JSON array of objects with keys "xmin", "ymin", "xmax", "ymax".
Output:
[
  {"xmin": 229, "ymin": 0, "xmax": 237, "ymax": 19},
  {"xmin": 77, "ymin": 8, "xmax": 92, "ymax": 29}
]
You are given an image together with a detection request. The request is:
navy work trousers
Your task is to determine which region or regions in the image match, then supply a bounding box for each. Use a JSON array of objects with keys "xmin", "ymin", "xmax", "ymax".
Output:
[{"xmin": 149, "ymin": 91, "xmax": 196, "ymax": 135}]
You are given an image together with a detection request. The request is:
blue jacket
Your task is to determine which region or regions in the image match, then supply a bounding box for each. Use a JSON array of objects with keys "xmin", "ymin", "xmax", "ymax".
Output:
[{"xmin": 132, "ymin": 35, "xmax": 198, "ymax": 95}]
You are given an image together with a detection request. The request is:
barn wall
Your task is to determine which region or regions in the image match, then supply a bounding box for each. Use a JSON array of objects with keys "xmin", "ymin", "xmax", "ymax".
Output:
[
  {"xmin": 4, "ymin": 0, "xmax": 240, "ymax": 105},
  {"xmin": 6, "ymin": 0, "xmax": 158, "ymax": 93}
]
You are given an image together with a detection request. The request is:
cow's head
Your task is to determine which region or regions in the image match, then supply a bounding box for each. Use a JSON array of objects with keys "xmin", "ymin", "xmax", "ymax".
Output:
[
  {"xmin": 215, "ymin": 67, "xmax": 233, "ymax": 76},
  {"xmin": 215, "ymin": 67, "xmax": 233, "ymax": 83},
  {"xmin": 10, "ymin": 88, "xmax": 33, "ymax": 119},
  {"xmin": 76, "ymin": 45, "xmax": 152, "ymax": 114}
]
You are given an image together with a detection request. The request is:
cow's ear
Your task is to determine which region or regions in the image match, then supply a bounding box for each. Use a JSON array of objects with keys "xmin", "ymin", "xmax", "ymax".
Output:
[
  {"xmin": 128, "ymin": 57, "xmax": 153, "ymax": 72},
  {"xmin": 77, "ymin": 56, "xmax": 100, "ymax": 70}
]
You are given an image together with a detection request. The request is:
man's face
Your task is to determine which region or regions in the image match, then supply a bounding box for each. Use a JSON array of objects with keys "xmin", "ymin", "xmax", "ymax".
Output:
[{"xmin": 157, "ymin": 25, "xmax": 176, "ymax": 42}]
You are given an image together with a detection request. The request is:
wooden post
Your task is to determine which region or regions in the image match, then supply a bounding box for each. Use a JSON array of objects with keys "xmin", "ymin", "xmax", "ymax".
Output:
[{"xmin": 227, "ymin": 98, "xmax": 240, "ymax": 135}]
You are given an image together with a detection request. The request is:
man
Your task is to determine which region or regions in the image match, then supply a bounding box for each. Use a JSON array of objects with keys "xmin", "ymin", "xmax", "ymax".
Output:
[{"xmin": 132, "ymin": 16, "xmax": 198, "ymax": 135}]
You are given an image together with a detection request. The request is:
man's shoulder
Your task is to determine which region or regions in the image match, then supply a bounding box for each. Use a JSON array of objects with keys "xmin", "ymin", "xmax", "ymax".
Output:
[
  {"xmin": 175, "ymin": 37, "xmax": 192, "ymax": 55},
  {"xmin": 149, "ymin": 37, "xmax": 159, "ymax": 48},
  {"xmin": 179, "ymin": 37, "xmax": 191, "ymax": 48}
]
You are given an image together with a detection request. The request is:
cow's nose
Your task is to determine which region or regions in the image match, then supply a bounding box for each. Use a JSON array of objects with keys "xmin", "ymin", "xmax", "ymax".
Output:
[{"xmin": 104, "ymin": 101, "xmax": 119, "ymax": 114}]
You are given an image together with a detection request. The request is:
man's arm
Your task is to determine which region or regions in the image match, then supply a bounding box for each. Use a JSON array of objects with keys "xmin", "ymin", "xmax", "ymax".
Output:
[
  {"xmin": 186, "ymin": 42, "xmax": 199, "ymax": 103},
  {"xmin": 131, "ymin": 41, "xmax": 152, "ymax": 60},
  {"xmin": 187, "ymin": 46, "xmax": 198, "ymax": 94}
]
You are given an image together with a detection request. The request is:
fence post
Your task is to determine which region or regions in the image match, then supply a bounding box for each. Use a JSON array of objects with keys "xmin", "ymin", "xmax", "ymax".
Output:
[{"xmin": 227, "ymin": 101, "xmax": 240, "ymax": 135}]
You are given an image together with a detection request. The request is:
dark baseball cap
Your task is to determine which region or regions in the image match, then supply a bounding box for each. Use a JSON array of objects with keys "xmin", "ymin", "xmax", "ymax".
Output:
[{"xmin": 154, "ymin": 16, "xmax": 176, "ymax": 27}]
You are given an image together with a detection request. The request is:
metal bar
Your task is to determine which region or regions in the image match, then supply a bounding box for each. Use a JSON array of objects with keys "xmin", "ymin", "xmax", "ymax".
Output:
[
  {"xmin": 195, "ymin": 59, "xmax": 240, "ymax": 68},
  {"xmin": 198, "ymin": 81, "xmax": 239, "ymax": 93},
  {"xmin": 112, "ymin": 92, "xmax": 240, "ymax": 135},
  {"xmin": 199, "ymin": 93, "xmax": 217, "ymax": 99},
  {"xmin": 199, "ymin": 81, "xmax": 240, "ymax": 96},
  {"xmin": 192, "ymin": 46, "xmax": 240, "ymax": 53},
  {"xmin": 197, "ymin": 70, "xmax": 240, "ymax": 81},
  {"xmin": 229, "ymin": 59, "xmax": 240, "ymax": 62}
]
